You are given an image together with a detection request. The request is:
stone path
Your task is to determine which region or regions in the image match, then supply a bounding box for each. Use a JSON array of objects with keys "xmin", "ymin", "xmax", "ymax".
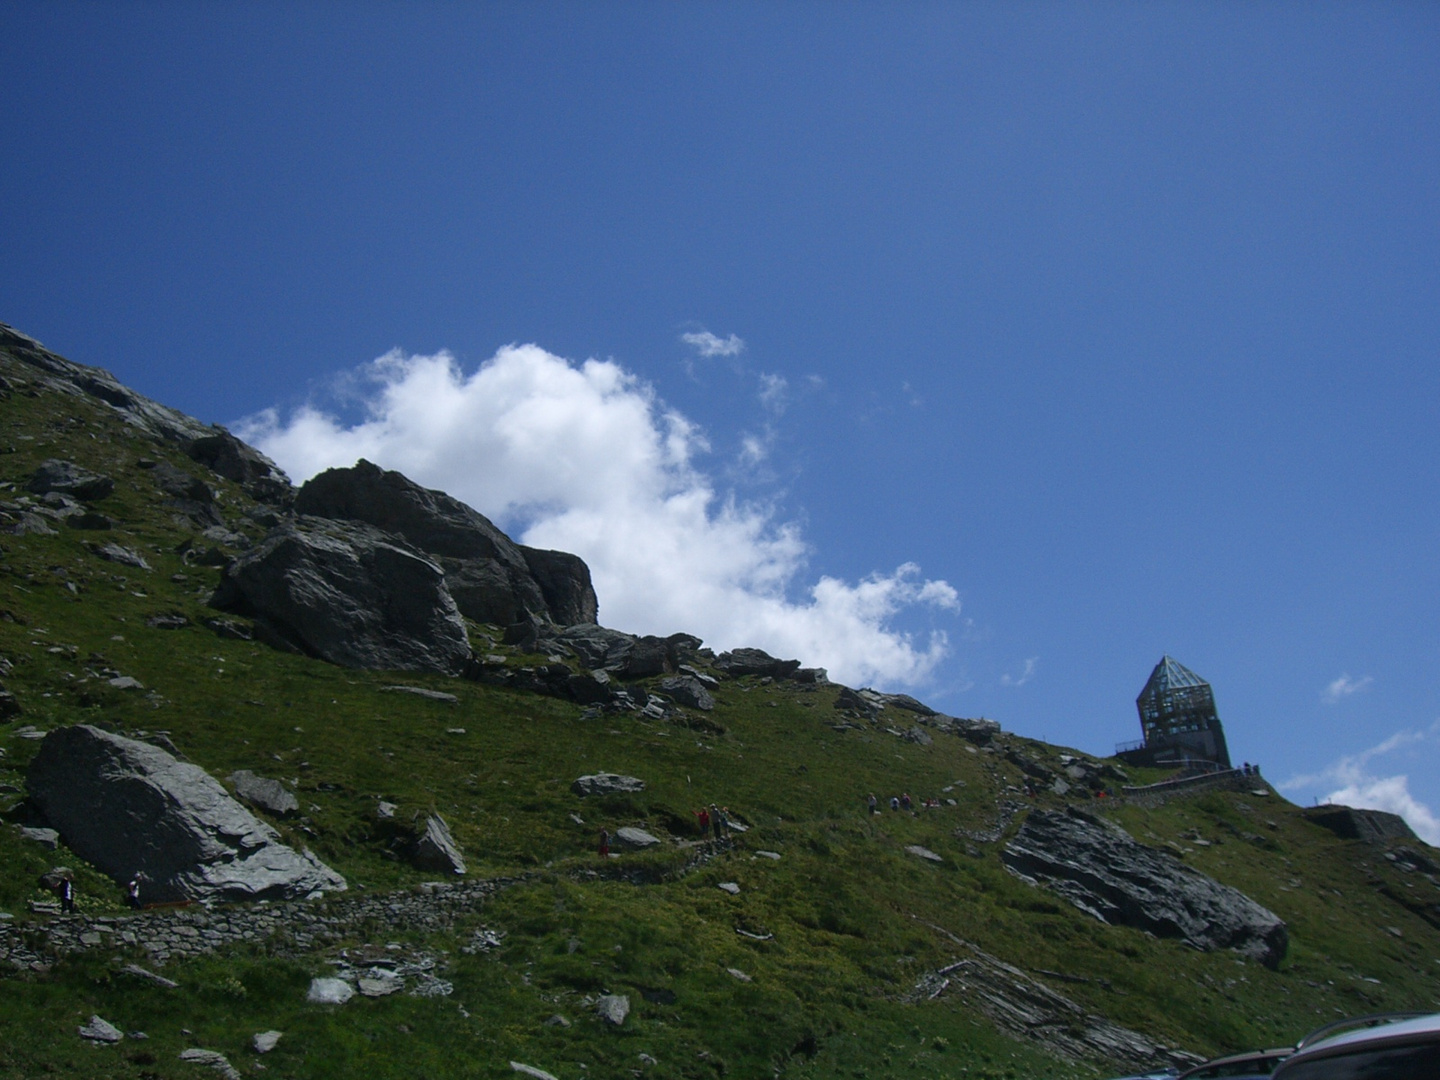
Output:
[{"xmin": 0, "ymin": 876, "xmax": 521, "ymax": 974}]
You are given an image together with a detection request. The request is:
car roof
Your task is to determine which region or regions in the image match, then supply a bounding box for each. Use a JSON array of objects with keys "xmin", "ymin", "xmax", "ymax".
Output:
[
  {"xmin": 1177, "ymin": 1047, "xmax": 1292, "ymax": 1079},
  {"xmin": 1281, "ymin": 1013, "xmax": 1440, "ymax": 1063}
]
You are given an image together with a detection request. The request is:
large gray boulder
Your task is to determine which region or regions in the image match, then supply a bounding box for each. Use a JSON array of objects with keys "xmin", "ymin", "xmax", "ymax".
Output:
[
  {"xmin": 295, "ymin": 460, "xmax": 597, "ymax": 627},
  {"xmin": 27, "ymin": 725, "xmax": 345, "ymax": 903},
  {"xmin": 210, "ymin": 516, "xmax": 470, "ymax": 674},
  {"xmin": 228, "ymin": 770, "xmax": 299, "ymax": 817},
  {"xmin": 1002, "ymin": 808, "xmax": 1287, "ymax": 968},
  {"xmin": 658, "ymin": 675, "xmax": 715, "ymax": 711},
  {"xmin": 713, "ymin": 647, "xmax": 800, "ymax": 679},
  {"xmin": 571, "ymin": 773, "xmax": 645, "ymax": 797},
  {"xmin": 27, "ymin": 459, "xmax": 114, "ymax": 502},
  {"xmin": 413, "ymin": 814, "xmax": 466, "ymax": 874}
]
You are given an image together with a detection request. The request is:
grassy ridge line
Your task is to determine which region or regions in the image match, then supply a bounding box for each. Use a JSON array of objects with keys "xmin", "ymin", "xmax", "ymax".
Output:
[{"xmin": 1, "ymin": 340, "xmax": 1439, "ymax": 1078}]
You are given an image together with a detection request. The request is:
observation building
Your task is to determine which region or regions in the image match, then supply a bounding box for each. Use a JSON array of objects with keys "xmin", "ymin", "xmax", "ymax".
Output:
[{"xmin": 1115, "ymin": 655, "xmax": 1232, "ymax": 772}]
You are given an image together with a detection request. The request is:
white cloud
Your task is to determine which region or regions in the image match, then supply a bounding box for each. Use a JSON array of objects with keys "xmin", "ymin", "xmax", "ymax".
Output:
[
  {"xmin": 1001, "ymin": 657, "xmax": 1038, "ymax": 687},
  {"xmin": 1279, "ymin": 723, "xmax": 1440, "ymax": 844},
  {"xmin": 680, "ymin": 330, "xmax": 745, "ymax": 358},
  {"xmin": 237, "ymin": 344, "xmax": 960, "ymax": 689},
  {"xmin": 1323, "ymin": 673, "xmax": 1373, "ymax": 703},
  {"xmin": 758, "ymin": 373, "xmax": 788, "ymax": 415}
]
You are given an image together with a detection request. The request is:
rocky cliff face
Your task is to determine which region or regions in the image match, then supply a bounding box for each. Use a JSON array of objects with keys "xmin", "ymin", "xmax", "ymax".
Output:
[{"xmin": 295, "ymin": 460, "xmax": 596, "ymax": 628}]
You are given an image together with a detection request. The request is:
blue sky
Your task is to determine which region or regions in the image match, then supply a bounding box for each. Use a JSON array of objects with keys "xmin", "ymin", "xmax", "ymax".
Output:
[{"xmin": 3, "ymin": 4, "xmax": 1438, "ymax": 837}]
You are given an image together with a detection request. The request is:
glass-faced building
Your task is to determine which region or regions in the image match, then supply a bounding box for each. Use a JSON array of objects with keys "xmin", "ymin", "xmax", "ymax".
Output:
[{"xmin": 1118, "ymin": 656, "xmax": 1232, "ymax": 771}]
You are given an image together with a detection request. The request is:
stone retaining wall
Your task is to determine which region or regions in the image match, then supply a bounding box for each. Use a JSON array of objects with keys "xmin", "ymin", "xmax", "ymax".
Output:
[
  {"xmin": 1120, "ymin": 768, "xmax": 1267, "ymax": 809},
  {"xmin": 0, "ymin": 876, "xmax": 520, "ymax": 975}
]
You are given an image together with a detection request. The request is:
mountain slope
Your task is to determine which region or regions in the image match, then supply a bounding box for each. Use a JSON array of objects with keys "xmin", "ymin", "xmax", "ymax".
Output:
[{"xmin": 1, "ymin": 323, "xmax": 1437, "ymax": 1080}]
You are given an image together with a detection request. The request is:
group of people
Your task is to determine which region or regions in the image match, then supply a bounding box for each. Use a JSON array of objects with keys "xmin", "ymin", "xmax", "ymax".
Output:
[{"xmin": 868, "ymin": 792, "xmax": 937, "ymax": 814}]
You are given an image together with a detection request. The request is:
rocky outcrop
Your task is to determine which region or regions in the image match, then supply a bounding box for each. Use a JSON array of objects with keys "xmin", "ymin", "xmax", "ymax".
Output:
[
  {"xmin": 27, "ymin": 460, "xmax": 114, "ymax": 502},
  {"xmin": 209, "ymin": 516, "xmax": 470, "ymax": 675},
  {"xmin": 0, "ymin": 324, "xmax": 292, "ymax": 504},
  {"xmin": 1304, "ymin": 804, "xmax": 1419, "ymax": 844},
  {"xmin": 658, "ymin": 675, "xmax": 715, "ymax": 711},
  {"xmin": 713, "ymin": 647, "xmax": 801, "ymax": 679},
  {"xmin": 295, "ymin": 461, "xmax": 596, "ymax": 627},
  {"xmin": 27, "ymin": 725, "xmax": 345, "ymax": 903},
  {"xmin": 571, "ymin": 773, "xmax": 645, "ymax": 797},
  {"xmin": 1001, "ymin": 808, "xmax": 1287, "ymax": 968},
  {"xmin": 413, "ymin": 815, "xmax": 466, "ymax": 875}
]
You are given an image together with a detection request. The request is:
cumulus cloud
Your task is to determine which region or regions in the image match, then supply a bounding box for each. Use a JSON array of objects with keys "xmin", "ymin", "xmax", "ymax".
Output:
[
  {"xmin": 1001, "ymin": 657, "xmax": 1038, "ymax": 687},
  {"xmin": 1279, "ymin": 723, "xmax": 1440, "ymax": 844},
  {"xmin": 237, "ymin": 344, "xmax": 959, "ymax": 688},
  {"xmin": 1323, "ymin": 673, "xmax": 1373, "ymax": 703},
  {"xmin": 680, "ymin": 330, "xmax": 745, "ymax": 357},
  {"xmin": 758, "ymin": 373, "xmax": 788, "ymax": 415}
]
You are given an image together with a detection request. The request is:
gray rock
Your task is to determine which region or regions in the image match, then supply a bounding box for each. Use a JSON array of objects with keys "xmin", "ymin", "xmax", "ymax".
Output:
[
  {"xmin": 717, "ymin": 881, "xmax": 741, "ymax": 895},
  {"xmin": 122, "ymin": 963, "xmax": 178, "ymax": 989},
  {"xmin": 755, "ymin": 850, "xmax": 781, "ymax": 860},
  {"xmin": 108, "ymin": 676, "xmax": 144, "ymax": 690},
  {"xmin": 414, "ymin": 814, "xmax": 465, "ymax": 874},
  {"xmin": 78, "ymin": 1015, "xmax": 123, "ymax": 1042},
  {"xmin": 94, "ymin": 542, "xmax": 152, "ymax": 570},
  {"xmin": 306, "ymin": 977, "xmax": 355, "ymax": 1004},
  {"xmin": 614, "ymin": 826, "xmax": 661, "ymax": 849},
  {"xmin": 1002, "ymin": 808, "xmax": 1287, "ymax": 968},
  {"xmin": 210, "ymin": 516, "xmax": 470, "ymax": 675},
  {"xmin": 358, "ymin": 975, "xmax": 404, "ymax": 997},
  {"xmin": 185, "ymin": 431, "xmax": 293, "ymax": 505},
  {"xmin": 252, "ymin": 1031, "xmax": 283, "ymax": 1054},
  {"xmin": 27, "ymin": 725, "xmax": 346, "ymax": 903},
  {"xmin": 713, "ymin": 647, "xmax": 800, "ymax": 679},
  {"xmin": 377, "ymin": 801, "xmax": 398, "ymax": 820},
  {"xmin": 1304, "ymin": 804, "xmax": 1419, "ymax": 844},
  {"xmin": 905, "ymin": 845, "xmax": 944, "ymax": 863},
  {"xmin": 658, "ymin": 675, "xmax": 714, "ymax": 711},
  {"xmin": 178, "ymin": 1048, "xmax": 242, "ymax": 1079},
  {"xmin": 19, "ymin": 826, "xmax": 59, "ymax": 848},
  {"xmin": 511, "ymin": 1064, "xmax": 561, "ymax": 1080},
  {"xmin": 557, "ymin": 624, "xmax": 638, "ymax": 669},
  {"xmin": 5, "ymin": 511, "xmax": 56, "ymax": 535},
  {"xmin": 596, "ymin": 993, "xmax": 630, "ymax": 1025},
  {"xmin": 381, "ymin": 685, "xmax": 459, "ymax": 703},
  {"xmin": 726, "ymin": 968, "xmax": 752, "ymax": 982},
  {"xmin": 571, "ymin": 772, "xmax": 645, "ymax": 797},
  {"xmin": 28, "ymin": 460, "xmax": 114, "ymax": 502},
  {"xmin": 295, "ymin": 460, "xmax": 596, "ymax": 626},
  {"xmin": 229, "ymin": 770, "xmax": 299, "ymax": 817}
]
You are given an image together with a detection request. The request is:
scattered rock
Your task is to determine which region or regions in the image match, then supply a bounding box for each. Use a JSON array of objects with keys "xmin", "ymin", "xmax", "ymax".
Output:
[
  {"xmin": 614, "ymin": 826, "xmax": 661, "ymax": 849},
  {"xmin": 18, "ymin": 826, "xmax": 59, "ymax": 848},
  {"xmin": 307, "ymin": 977, "xmax": 355, "ymax": 1004},
  {"xmin": 726, "ymin": 968, "xmax": 752, "ymax": 982},
  {"xmin": 571, "ymin": 772, "xmax": 645, "ymax": 796},
  {"xmin": 381, "ymin": 685, "xmax": 459, "ymax": 703},
  {"xmin": 210, "ymin": 516, "xmax": 471, "ymax": 675},
  {"xmin": 108, "ymin": 675, "xmax": 144, "ymax": 690},
  {"xmin": 596, "ymin": 993, "xmax": 630, "ymax": 1025},
  {"xmin": 542, "ymin": 1015, "xmax": 571, "ymax": 1027},
  {"xmin": 658, "ymin": 675, "xmax": 715, "ymax": 711},
  {"xmin": 252, "ymin": 1031, "xmax": 282, "ymax": 1054},
  {"xmin": 377, "ymin": 801, "xmax": 398, "ymax": 820},
  {"xmin": 755, "ymin": 850, "xmax": 781, "ymax": 860},
  {"xmin": 93, "ymin": 542, "xmax": 151, "ymax": 570},
  {"xmin": 906, "ymin": 845, "xmax": 944, "ymax": 863},
  {"xmin": 414, "ymin": 814, "xmax": 466, "ymax": 875},
  {"xmin": 122, "ymin": 963, "xmax": 179, "ymax": 989},
  {"xmin": 78, "ymin": 1015, "xmax": 123, "ymax": 1043},
  {"xmin": 229, "ymin": 769, "xmax": 300, "ymax": 817},
  {"xmin": 1002, "ymin": 808, "xmax": 1288, "ymax": 968},
  {"xmin": 28, "ymin": 725, "xmax": 346, "ymax": 903},
  {"xmin": 178, "ymin": 1047, "xmax": 242, "ymax": 1080},
  {"xmin": 358, "ymin": 974, "xmax": 404, "ymax": 997},
  {"xmin": 511, "ymin": 1063, "xmax": 561, "ymax": 1080},
  {"xmin": 145, "ymin": 613, "xmax": 190, "ymax": 630},
  {"xmin": 29, "ymin": 460, "xmax": 114, "ymax": 501},
  {"xmin": 717, "ymin": 882, "xmax": 741, "ymax": 895}
]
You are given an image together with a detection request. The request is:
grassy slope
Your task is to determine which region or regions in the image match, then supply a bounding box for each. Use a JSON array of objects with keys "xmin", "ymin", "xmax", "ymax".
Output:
[{"xmin": 0, "ymin": 346, "xmax": 1438, "ymax": 1080}]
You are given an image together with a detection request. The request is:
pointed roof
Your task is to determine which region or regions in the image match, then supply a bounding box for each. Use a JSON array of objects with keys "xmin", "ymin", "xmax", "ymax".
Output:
[{"xmin": 1138, "ymin": 655, "xmax": 1209, "ymax": 702}]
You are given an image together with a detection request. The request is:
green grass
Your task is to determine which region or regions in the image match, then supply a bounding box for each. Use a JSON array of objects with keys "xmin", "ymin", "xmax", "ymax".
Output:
[{"xmin": 2, "ymin": 347, "xmax": 1440, "ymax": 1078}]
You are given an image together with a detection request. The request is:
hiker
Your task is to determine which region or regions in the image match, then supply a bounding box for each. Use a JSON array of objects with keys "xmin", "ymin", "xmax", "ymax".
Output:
[
  {"xmin": 710, "ymin": 804, "xmax": 723, "ymax": 840},
  {"xmin": 867, "ymin": 793, "xmax": 878, "ymax": 814},
  {"xmin": 126, "ymin": 876, "xmax": 142, "ymax": 910},
  {"xmin": 902, "ymin": 792, "xmax": 912, "ymax": 811},
  {"xmin": 60, "ymin": 877, "xmax": 75, "ymax": 914},
  {"xmin": 890, "ymin": 795, "xmax": 900, "ymax": 812},
  {"xmin": 696, "ymin": 806, "xmax": 710, "ymax": 836},
  {"xmin": 598, "ymin": 828, "xmax": 610, "ymax": 859},
  {"xmin": 716, "ymin": 806, "xmax": 730, "ymax": 838}
]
